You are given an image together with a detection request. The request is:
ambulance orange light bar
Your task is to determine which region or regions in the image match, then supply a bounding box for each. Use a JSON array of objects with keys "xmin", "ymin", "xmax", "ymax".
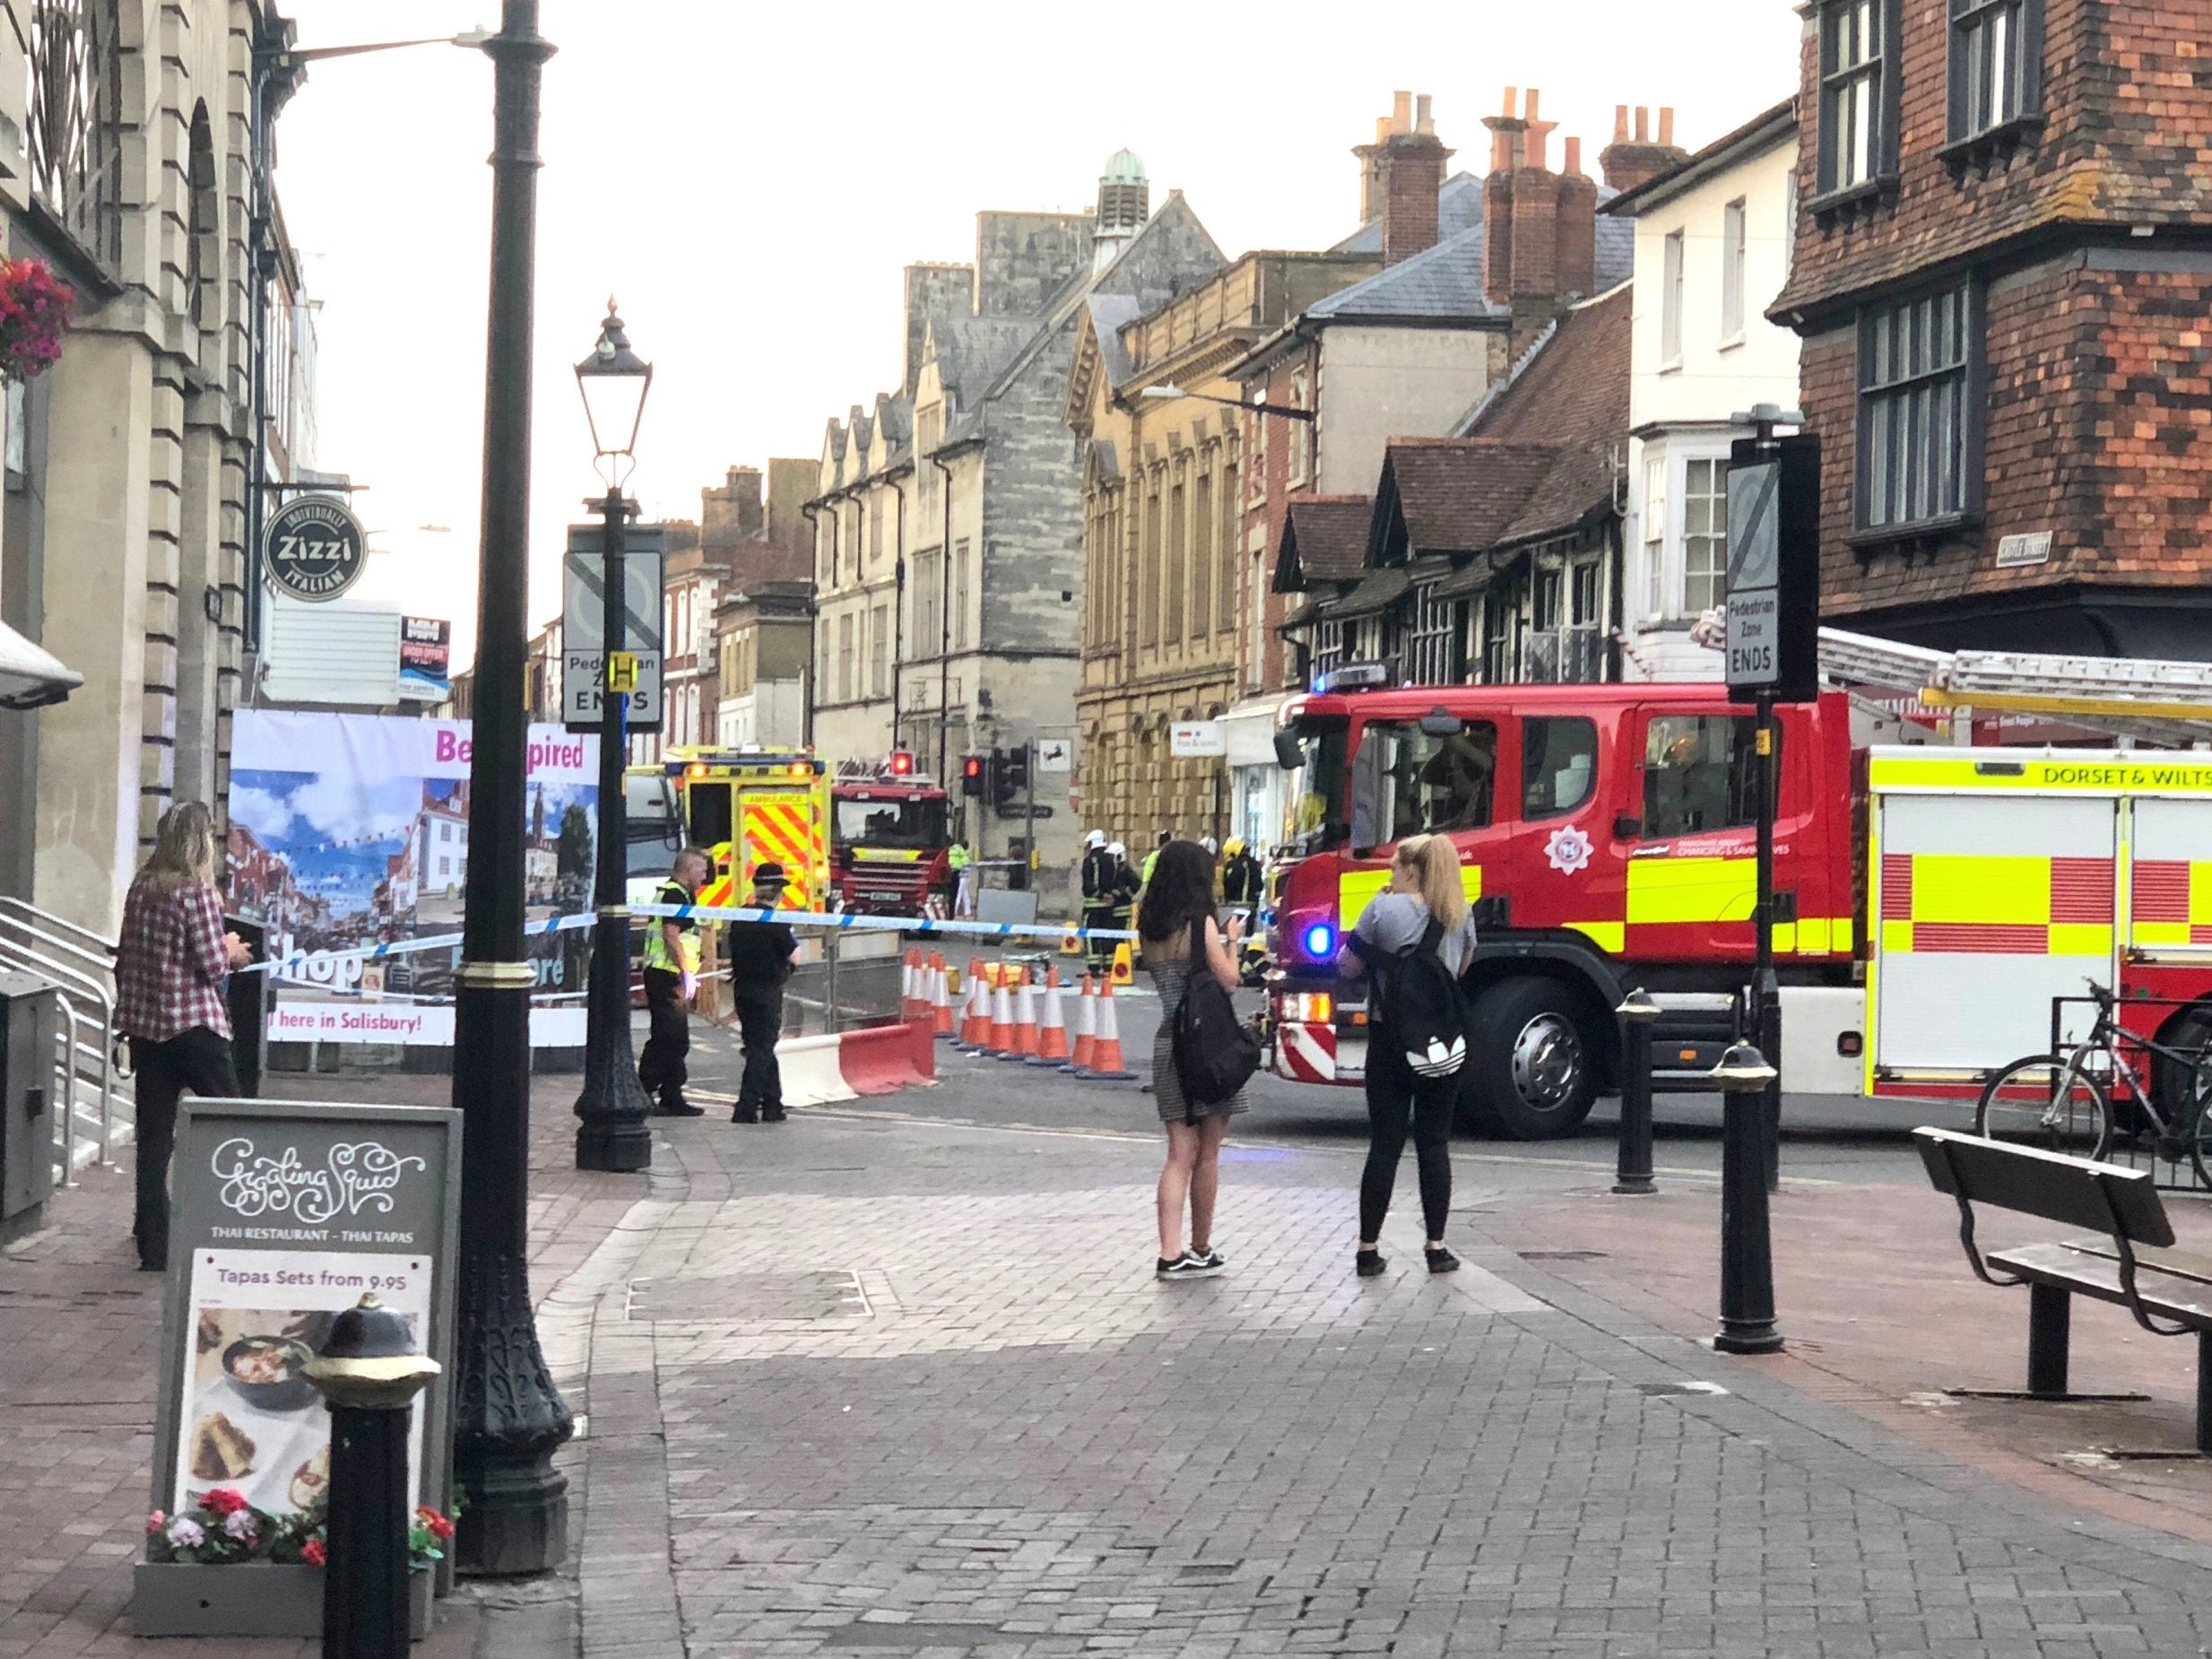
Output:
[{"xmin": 687, "ymin": 762, "xmax": 708, "ymax": 779}]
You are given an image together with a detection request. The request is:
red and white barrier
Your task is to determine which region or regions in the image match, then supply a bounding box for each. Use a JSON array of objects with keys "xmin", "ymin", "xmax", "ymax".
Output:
[{"xmin": 771, "ymin": 1017, "xmax": 940, "ymax": 1107}]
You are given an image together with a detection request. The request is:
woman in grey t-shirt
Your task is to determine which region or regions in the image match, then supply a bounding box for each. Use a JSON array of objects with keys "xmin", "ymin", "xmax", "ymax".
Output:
[{"xmin": 1340, "ymin": 834, "xmax": 1476, "ymax": 1278}]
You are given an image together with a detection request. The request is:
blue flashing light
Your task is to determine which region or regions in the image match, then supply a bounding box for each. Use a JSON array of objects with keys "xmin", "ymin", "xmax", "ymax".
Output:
[{"xmin": 1303, "ymin": 923, "xmax": 1336, "ymax": 960}]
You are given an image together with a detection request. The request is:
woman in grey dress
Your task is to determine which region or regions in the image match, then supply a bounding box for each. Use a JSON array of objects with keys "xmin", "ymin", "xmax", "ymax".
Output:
[{"xmin": 1139, "ymin": 838, "xmax": 1248, "ymax": 1281}]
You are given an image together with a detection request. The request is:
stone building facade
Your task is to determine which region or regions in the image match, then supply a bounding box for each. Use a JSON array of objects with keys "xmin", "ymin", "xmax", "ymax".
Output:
[
  {"xmin": 1774, "ymin": 0, "xmax": 2212, "ymax": 657},
  {"xmin": 0, "ymin": 0, "xmax": 305, "ymax": 929},
  {"xmin": 810, "ymin": 159, "xmax": 1221, "ymax": 896}
]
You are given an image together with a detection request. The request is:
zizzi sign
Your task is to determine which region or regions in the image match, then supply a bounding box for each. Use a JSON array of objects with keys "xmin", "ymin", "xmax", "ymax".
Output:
[{"xmin": 263, "ymin": 494, "xmax": 368, "ymax": 604}]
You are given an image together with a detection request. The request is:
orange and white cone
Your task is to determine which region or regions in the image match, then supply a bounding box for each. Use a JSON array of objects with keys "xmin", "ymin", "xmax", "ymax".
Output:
[
  {"xmin": 1002, "ymin": 970, "xmax": 1041, "ymax": 1060},
  {"xmin": 930, "ymin": 952, "xmax": 956, "ymax": 1038},
  {"xmin": 959, "ymin": 960, "xmax": 992, "ymax": 1049},
  {"xmin": 1080, "ymin": 977, "xmax": 1136, "ymax": 1081},
  {"xmin": 902, "ymin": 946, "xmax": 927, "ymax": 1021},
  {"xmin": 1068, "ymin": 975, "xmax": 1098, "ymax": 1073},
  {"xmin": 987, "ymin": 976, "xmax": 1016, "ymax": 1055},
  {"xmin": 1028, "ymin": 968, "xmax": 1071, "ymax": 1065}
]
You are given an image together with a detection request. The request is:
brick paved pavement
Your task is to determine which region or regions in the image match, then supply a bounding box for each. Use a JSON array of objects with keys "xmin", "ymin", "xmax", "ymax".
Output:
[{"xmin": 13, "ymin": 1064, "xmax": 2212, "ymax": 1655}]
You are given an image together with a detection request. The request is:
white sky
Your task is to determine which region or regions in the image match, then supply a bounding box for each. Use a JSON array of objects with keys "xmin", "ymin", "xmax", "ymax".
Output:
[{"xmin": 278, "ymin": 0, "xmax": 1803, "ymax": 673}]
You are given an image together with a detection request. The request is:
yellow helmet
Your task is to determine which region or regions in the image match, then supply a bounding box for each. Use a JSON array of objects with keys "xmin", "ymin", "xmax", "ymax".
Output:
[{"xmin": 1223, "ymin": 838, "xmax": 1246, "ymax": 857}]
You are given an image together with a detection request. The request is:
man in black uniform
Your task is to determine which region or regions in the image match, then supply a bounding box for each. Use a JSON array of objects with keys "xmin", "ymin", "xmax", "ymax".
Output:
[
  {"xmin": 728, "ymin": 861, "xmax": 801, "ymax": 1124},
  {"xmin": 1080, "ymin": 829, "xmax": 1116, "ymax": 974},
  {"xmin": 637, "ymin": 847, "xmax": 709, "ymax": 1116}
]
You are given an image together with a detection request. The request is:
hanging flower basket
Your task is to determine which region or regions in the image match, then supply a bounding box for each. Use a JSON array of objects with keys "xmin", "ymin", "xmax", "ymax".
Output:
[{"xmin": 0, "ymin": 258, "xmax": 74, "ymax": 382}]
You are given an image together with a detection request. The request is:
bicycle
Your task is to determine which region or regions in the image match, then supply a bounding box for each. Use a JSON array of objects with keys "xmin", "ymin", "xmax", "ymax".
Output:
[{"xmin": 1973, "ymin": 979, "xmax": 2212, "ymax": 1183}]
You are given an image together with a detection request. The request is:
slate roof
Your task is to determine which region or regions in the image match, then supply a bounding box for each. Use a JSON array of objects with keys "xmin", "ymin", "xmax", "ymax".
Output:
[
  {"xmin": 932, "ymin": 315, "xmax": 1035, "ymax": 405},
  {"xmin": 1084, "ymin": 293, "xmax": 1145, "ymax": 389},
  {"xmin": 1275, "ymin": 495, "xmax": 1375, "ymax": 593},
  {"xmin": 1312, "ymin": 177, "xmax": 1635, "ymax": 323},
  {"xmin": 1332, "ymin": 172, "xmax": 1488, "ymax": 254},
  {"xmin": 1369, "ymin": 439, "xmax": 1562, "ymax": 560},
  {"xmin": 1322, "ymin": 565, "xmax": 1411, "ymax": 621}
]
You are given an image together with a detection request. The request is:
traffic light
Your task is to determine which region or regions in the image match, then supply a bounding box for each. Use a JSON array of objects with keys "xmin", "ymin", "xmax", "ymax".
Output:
[
  {"xmin": 959, "ymin": 754, "xmax": 985, "ymax": 797},
  {"xmin": 995, "ymin": 742, "xmax": 1030, "ymax": 807},
  {"xmin": 888, "ymin": 750, "xmax": 915, "ymax": 777}
]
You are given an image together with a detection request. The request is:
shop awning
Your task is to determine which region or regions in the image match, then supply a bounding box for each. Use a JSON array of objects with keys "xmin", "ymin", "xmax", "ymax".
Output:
[{"xmin": 0, "ymin": 620, "xmax": 79, "ymax": 710}]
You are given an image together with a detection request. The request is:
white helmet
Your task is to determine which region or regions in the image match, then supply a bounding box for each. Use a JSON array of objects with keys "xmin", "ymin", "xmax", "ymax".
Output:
[
  {"xmin": 1084, "ymin": 829, "xmax": 1106, "ymax": 849},
  {"xmin": 1106, "ymin": 841, "xmax": 1126, "ymax": 859},
  {"xmin": 1200, "ymin": 835, "xmax": 1219, "ymax": 856}
]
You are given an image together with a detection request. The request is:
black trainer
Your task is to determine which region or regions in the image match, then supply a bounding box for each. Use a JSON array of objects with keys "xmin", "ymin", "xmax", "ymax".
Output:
[
  {"xmin": 1157, "ymin": 1253, "xmax": 1222, "ymax": 1281},
  {"xmin": 761, "ymin": 1107, "xmax": 787, "ymax": 1124},
  {"xmin": 1425, "ymin": 1246, "xmax": 1461, "ymax": 1274},
  {"xmin": 654, "ymin": 1100, "xmax": 706, "ymax": 1118},
  {"xmin": 1356, "ymin": 1249, "xmax": 1387, "ymax": 1278},
  {"xmin": 731, "ymin": 1105, "xmax": 759, "ymax": 1125}
]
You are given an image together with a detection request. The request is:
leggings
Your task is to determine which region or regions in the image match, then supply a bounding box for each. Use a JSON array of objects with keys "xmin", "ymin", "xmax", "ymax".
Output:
[{"xmin": 1359, "ymin": 1057, "xmax": 1455, "ymax": 1242}]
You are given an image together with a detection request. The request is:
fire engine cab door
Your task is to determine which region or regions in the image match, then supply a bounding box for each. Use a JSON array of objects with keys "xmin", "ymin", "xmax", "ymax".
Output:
[
  {"xmin": 2127, "ymin": 798, "xmax": 2212, "ymax": 956},
  {"xmin": 1872, "ymin": 792, "xmax": 2118, "ymax": 1074}
]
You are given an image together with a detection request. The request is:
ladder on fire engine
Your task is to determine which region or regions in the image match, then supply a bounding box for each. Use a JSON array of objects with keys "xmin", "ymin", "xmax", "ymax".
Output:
[{"xmin": 1817, "ymin": 627, "xmax": 2212, "ymax": 748}]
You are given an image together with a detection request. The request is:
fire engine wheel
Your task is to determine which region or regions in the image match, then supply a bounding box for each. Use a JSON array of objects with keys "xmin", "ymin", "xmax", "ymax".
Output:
[{"xmin": 1469, "ymin": 979, "xmax": 1598, "ymax": 1141}]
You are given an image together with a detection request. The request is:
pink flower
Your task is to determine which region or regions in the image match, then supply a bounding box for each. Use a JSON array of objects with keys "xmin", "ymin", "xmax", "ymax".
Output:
[
  {"xmin": 301, "ymin": 1538, "xmax": 326, "ymax": 1568},
  {"xmin": 165, "ymin": 1516, "xmax": 205, "ymax": 1549},
  {"xmin": 145, "ymin": 1511, "xmax": 167, "ymax": 1535},
  {"xmin": 221, "ymin": 1509, "xmax": 257, "ymax": 1544}
]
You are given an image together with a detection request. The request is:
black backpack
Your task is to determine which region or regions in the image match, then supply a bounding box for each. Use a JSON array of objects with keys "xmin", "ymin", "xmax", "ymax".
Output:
[
  {"xmin": 1172, "ymin": 916, "xmax": 1262, "ymax": 1108},
  {"xmin": 1383, "ymin": 916, "xmax": 1468, "ymax": 1080}
]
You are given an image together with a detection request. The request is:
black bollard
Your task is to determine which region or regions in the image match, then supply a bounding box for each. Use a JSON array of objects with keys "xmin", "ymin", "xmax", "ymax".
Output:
[
  {"xmin": 303, "ymin": 1294, "xmax": 445, "ymax": 1659},
  {"xmin": 1711, "ymin": 1041, "xmax": 1783, "ymax": 1354},
  {"xmin": 1613, "ymin": 988, "xmax": 1659, "ymax": 1195}
]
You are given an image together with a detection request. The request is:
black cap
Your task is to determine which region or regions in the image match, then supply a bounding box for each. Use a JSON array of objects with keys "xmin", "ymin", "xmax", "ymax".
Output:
[{"xmin": 751, "ymin": 863, "xmax": 785, "ymax": 884}]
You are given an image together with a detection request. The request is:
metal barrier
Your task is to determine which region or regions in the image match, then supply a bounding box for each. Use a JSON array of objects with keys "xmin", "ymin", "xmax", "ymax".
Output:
[{"xmin": 0, "ymin": 899, "xmax": 129, "ymax": 1181}]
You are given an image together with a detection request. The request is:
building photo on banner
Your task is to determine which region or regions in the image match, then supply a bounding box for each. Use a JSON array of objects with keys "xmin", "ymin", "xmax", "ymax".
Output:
[{"xmin": 228, "ymin": 709, "xmax": 597, "ymax": 1047}]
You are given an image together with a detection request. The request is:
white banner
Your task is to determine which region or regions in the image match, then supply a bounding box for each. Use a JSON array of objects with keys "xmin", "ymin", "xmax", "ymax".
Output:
[{"xmin": 264, "ymin": 1004, "xmax": 588, "ymax": 1047}]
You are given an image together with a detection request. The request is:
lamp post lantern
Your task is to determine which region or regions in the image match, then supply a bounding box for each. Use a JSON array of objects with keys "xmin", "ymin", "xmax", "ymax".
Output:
[
  {"xmin": 447, "ymin": 0, "xmax": 572, "ymax": 1578},
  {"xmin": 573, "ymin": 302, "xmax": 655, "ymax": 1175}
]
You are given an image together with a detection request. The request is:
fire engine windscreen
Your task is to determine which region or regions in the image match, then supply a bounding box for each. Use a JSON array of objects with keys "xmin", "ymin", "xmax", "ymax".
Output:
[
  {"xmin": 1348, "ymin": 721, "xmax": 1498, "ymax": 849},
  {"xmin": 1282, "ymin": 715, "xmax": 1350, "ymax": 855},
  {"xmin": 835, "ymin": 795, "xmax": 949, "ymax": 851}
]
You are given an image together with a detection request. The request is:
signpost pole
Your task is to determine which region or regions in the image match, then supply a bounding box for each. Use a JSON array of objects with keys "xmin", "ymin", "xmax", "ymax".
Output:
[{"xmin": 574, "ymin": 487, "xmax": 654, "ymax": 1173}]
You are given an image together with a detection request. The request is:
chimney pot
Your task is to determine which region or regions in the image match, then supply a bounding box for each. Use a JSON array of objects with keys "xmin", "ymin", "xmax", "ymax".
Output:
[
  {"xmin": 1564, "ymin": 136, "xmax": 1583, "ymax": 176},
  {"xmin": 1613, "ymin": 104, "xmax": 1630, "ymax": 143},
  {"xmin": 1503, "ymin": 85, "xmax": 1519, "ymax": 118},
  {"xmin": 1635, "ymin": 106, "xmax": 1649, "ymax": 143},
  {"xmin": 1525, "ymin": 88, "xmax": 1541, "ymax": 125},
  {"xmin": 1392, "ymin": 90, "xmax": 1412, "ymax": 133},
  {"xmin": 1416, "ymin": 93, "xmax": 1433, "ymax": 134},
  {"xmin": 1658, "ymin": 107, "xmax": 1676, "ymax": 146}
]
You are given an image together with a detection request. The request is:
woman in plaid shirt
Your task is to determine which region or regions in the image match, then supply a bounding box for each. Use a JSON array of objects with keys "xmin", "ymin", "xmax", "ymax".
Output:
[{"xmin": 115, "ymin": 803, "xmax": 250, "ymax": 1271}]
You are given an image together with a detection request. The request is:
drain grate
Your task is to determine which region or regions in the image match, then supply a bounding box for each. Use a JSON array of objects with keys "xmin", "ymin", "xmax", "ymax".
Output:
[
  {"xmin": 1520, "ymin": 1248, "xmax": 1608, "ymax": 1262},
  {"xmin": 627, "ymin": 1270, "xmax": 864, "ymax": 1323}
]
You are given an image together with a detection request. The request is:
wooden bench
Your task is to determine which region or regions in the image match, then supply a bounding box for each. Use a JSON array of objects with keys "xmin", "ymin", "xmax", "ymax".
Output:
[{"xmin": 1915, "ymin": 1126, "xmax": 2212, "ymax": 1454}]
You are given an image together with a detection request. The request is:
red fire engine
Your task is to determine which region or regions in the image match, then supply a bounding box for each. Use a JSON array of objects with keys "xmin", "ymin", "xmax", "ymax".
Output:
[
  {"xmin": 830, "ymin": 752, "xmax": 955, "ymax": 917},
  {"xmin": 1262, "ymin": 661, "xmax": 2212, "ymax": 1141}
]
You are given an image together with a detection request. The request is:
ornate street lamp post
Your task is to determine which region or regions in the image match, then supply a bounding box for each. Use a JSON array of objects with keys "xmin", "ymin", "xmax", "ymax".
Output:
[
  {"xmin": 572, "ymin": 303, "xmax": 655, "ymax": 1174},
  {"xmin": 448, "ymin": 0, "xmax": 571, "ymax": 1577}
]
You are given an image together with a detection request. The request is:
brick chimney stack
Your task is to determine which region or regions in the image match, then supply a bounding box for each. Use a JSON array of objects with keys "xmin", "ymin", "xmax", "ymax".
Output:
[
  {"xmin": 1481, "ymin": 86, "xmax": 1529, "ymax": 307},
  {"xmin": 1556, "ymin": 136, "xmax": 1598, "ymax": 302},
  {"xmin": 1600, "ymin": 104, "xmax": 1690, "ymax": 196},
  {"xmin": 1483, "ymin": 87, "xmax": 1606, "ymax": 357},
  {"xmin": 1355, "ymin": 92, "xmax": 1453, "ymax": 265}
]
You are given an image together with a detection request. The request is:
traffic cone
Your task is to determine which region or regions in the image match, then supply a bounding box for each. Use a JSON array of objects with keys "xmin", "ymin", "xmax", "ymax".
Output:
[
  {"xmin": 1029, "ymin": 968, "xmax": 1071, "ymax": 1065},
  {"xmin": 931, "ymin": 953, "xmax": 956, "ymax": 1038},
  {"xmin": 1003, "ymin": 969, "xmax": 1041, "ymax": 1060},
  {"xmin": 1110, "ymin": 941, "xmax": 1135, "ymax": 987},
  {"xmin": 959, "ymin": 960, "xmax": 992, "ymax": 1049},
  {"xmin": 902, "ymin": 947, "xmax": 926, "ymax": 1021},
  {"xmin": 987, "ymin": 976, "xmax": 1016, "ymax": 1055},
  {"xmin": 1068, "ymin": 975, "xmax": 1097, "ymax": 1073},
  {"xmin": 1080, "ymin": 977, "xmax": 1136, "ymax": 1081}
]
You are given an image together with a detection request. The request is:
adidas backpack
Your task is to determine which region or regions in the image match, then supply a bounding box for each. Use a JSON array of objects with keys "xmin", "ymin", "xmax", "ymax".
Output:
[{"xmin": 1384, "ymin": 916, "xmax": 1468, "ymax": 1079}]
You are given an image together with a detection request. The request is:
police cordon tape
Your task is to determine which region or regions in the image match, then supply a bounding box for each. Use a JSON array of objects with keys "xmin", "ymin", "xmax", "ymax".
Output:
[{"xmin": 231, "ymin": 904, "xmax": 1139, "ymax": 977}]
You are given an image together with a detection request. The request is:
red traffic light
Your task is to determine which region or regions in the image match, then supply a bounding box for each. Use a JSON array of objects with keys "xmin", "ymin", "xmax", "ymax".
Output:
[
  {"xmin": 889, "ymin": 750, "xmax": 915, "ymax": 776},
  {"xmin": 961, "ymin": 756, "xmax": 983, "ymax": 779}
]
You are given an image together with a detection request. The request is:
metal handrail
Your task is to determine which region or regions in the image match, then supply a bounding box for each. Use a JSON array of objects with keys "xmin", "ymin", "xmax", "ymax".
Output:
[
  {"xmin": 0, "ymin": 934, "xmax": 119, "ymax": 1171},
  {"xmin": 0, "ymin": 897, "xmax": 117, "ymax": 963}
]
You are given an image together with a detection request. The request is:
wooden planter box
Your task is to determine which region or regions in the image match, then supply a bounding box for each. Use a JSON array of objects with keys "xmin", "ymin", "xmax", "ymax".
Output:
[{"xmin": 132, "ymin": 1560, "xmax": 433, "ymax": 1639}]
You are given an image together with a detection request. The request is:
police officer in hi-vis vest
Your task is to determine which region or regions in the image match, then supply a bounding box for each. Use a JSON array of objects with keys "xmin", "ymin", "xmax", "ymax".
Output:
[{"xmin": 637, "ymin": 847, "xmax": 710, "ymax": 1117}]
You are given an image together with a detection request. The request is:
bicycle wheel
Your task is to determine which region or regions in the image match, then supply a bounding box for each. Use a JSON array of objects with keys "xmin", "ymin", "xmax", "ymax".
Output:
[{"xmin": 1974, "ymin": 1053, "xmax": 2112, "ymax": 1160}]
